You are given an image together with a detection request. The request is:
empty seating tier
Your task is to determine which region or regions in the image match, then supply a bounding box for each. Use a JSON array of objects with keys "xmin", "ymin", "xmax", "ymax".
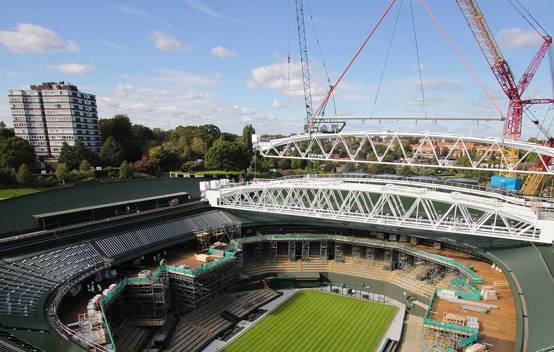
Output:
[{"xmin": 95, "ymin": 211, "xmax": 235, "ymax": 258}]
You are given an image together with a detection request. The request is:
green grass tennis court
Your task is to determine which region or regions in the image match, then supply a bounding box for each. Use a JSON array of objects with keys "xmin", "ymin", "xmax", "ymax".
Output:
[{"xmin": 224, "ymin": 290, "xmax": 397, "ymax": 352}]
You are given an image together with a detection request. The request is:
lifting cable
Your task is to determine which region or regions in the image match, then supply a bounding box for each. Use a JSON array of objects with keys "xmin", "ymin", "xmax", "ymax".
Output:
[
  {"xmin": 287, "ymin": 0, "xmax": 291, "ymax": 92},
  {"xmin": 306, "ymin": 0, "xmax": 337, "ymax": 115},
  {"xmin": 373, "ymin": 0, "xmax": 404, "ymax": 111},
  {"xmin": 314, "ymin": 0, "xmax": 399, "ymax": 116},
  {"xmin": 507, "ymin": 0, "xmax": 547, "ymax": 37},
  {"xmin": 410, "ymin": 0, "xmax": 426, "ymax": 114},
  {"xmin": 418, "ymin": 0, "xmax": 503, "ymax": 116}
]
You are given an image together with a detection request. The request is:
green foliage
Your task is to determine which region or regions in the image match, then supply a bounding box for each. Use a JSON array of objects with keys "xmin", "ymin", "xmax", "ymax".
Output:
[
  {"xmin": 100, "ymin": 114, "xmax": 141, "ymax": 161},
  {"xmin": 0, "ymin": 137, "xmax": 36, "ymax": 170},
  {"xmin": 0, "ymin": 126, "xmax": 15, "ymax": 138},
  {"xmin": 0, "ymin": 168, "xmax": 14, "ymax": 184},
  {"xmin": 149, "ymin": 144, "xmax": 182, "ymax": 172},
  {"xmin": 242, "ymin": 124, "xmax": 255, "ymax": 151},
  {"xmin": 205, "ymin": 139, "xmax": 249, "ymax": 171},
  {"xmin": 79, "ymin": 160, "xmax": 95, "ymax": 179},
  {"xmin": 397, "ymin": 166, "xmax": 416, "ymax": 177},
  {"xmin": 55, "ymin": 163, "xmax": 69, "ymax": 183},
  {"xmin": 16, "ymin": 164, "xmax": 32, "ymax": 184},
  {"xmin": 99, "ymin": 137, "xmax": 126, "ymax": 166},
  {"xmin": 59, "ymin": 140, "xmax": 98, "ymax": 170},
  {"xmin": 79, "ymin": 159, "xmax": 92, "ymax": 172},
  {"xmin": 119, "ymin": 161, "xmax": 134, "ymax": 179}
]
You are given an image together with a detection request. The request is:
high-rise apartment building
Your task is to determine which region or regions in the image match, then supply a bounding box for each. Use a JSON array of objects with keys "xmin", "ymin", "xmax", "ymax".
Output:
[{"xmin": 9, "ymin": 82, "xmax": 101, "ymax": 159}]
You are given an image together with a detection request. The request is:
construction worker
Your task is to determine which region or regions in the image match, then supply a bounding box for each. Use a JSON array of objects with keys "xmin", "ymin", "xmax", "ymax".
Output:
[{"xmin": 97, "ymin": 284, "xmax": 102, "ymax": 293}]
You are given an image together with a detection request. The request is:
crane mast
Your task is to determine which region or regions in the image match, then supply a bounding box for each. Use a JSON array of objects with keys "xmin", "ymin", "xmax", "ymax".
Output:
[{"xmin": 295, "ymin": 0, "xmax": 314, "ymax": 133}]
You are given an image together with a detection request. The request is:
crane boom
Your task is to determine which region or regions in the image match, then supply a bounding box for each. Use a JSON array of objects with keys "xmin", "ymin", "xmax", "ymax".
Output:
[
  {"xmin": 455, "ymin": 0, "xmax": 552, "ymax": 141},
  {"xmin": 295, "ymin": 0, "xmax": 314, "ymax": 132},
  {"xmin": 456, "ymin": 0, "xmax": 519, "ymax": 100}
]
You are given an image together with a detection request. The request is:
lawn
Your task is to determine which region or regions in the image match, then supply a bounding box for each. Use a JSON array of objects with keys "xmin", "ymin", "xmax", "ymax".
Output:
[
  {"xmin": 0, "ymin": 187, "xmax": 44, "ymax": 199},
  {"xmin": 224, "ymin": 290, "xmax": 397, "ymax": 352}
]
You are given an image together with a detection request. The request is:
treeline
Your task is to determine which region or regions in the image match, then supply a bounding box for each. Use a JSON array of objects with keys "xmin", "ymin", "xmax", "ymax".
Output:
[{"xmin": 0, "ymin": 115, "xmax": 256, "ymax": 186}]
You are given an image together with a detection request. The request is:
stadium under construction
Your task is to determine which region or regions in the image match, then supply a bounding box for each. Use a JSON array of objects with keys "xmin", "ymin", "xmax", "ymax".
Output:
[
  {"xmin": 0, "ymin": 175, "xmax": 552, "ymax": 352},
  {"xmin": 2, "ymin": 0, "xmax": 554, "ymax": 351}
]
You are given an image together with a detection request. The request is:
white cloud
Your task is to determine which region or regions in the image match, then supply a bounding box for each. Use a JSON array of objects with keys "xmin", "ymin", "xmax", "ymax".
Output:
[
  {"xmin": 421, "ymin": 78, "xmax": 461, "ymax": 91},
  {"xmin": 211, "ymin": 46, "xmax": 237, "ymax": 58},
  {"xmin": 151, "ymin": 69, "xmax": 222, "ymax": 87},
  {"xmin": 247, "ymin": 61, "xmax": 326, "ymax": 99},
  {"xmin": 0, "ymin": 23, "xmax": 78, "ymax": 54},
  {"xmin": 114, "ymin": 4, "xmax": 147, "ymax": 16},
  {"xmin": 96, "ymin": 74, "xmax": 278, "ymax": 132},
  {"xmin": 45, "ymin": 63, "xmax": 94, "ymax": 75},
  {"xmin": 272, "ymin": 99, "xmax": 286, "ymax": 109},
  {"xmin": 498, "ymin": 28, "xmax": 543, "ymax": 49},
  {"xmin": 101, "ymin": 40, "xmax": 129, "ymax": 51},
  {"xmin": 150, "ymin": 31, "xmax": 188, "ymax": 52},
  {"xmin": 185, "ymin": 0, "xmax": 247, "ymax": 24}
]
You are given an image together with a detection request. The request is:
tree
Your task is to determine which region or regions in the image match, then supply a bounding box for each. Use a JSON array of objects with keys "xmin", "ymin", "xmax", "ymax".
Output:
[
  {"xmin": 55, "ymin": 163, "xmax": 69, "ymax": 184},
  {"xmin": 100, "ymin": 115, "xmax": 141, "ymax": 161},
  {"xmin": 16, "ymin": 164, "xmax": 32, "ymax": 184},
  {"xmin": 0, "ymin": 121, "xmax": 14, "ymax": 138},
  {"xmin": 0, "ymin": 137, "xmax": 36, "ymax": 170},
  {"xmin": 59, "ymin": 140, "xmax": 97, "ymax": 170},
  {"xmin": 119, "ymin": 161, "xmax": 134, "ymax": 179},
  {"xmin": 99, "ymin": 137, "xmax": 125, "ymax": 166},
  {"xmin": 190, "ymin": 137, "xmax": 207, "ymax": 158},
  {"xmin": 205, "ymin": 139, "xmax": 249, "ymax": 171},
  {"xmin": 79, "ymin": 159, "xmax": 92, "ymax": 173},
  {"xmin": 198, "ymin": 124, "xmax": 221, "ymax": 147},
  {"xmin": 242, "ymin": 124, "xmax": 255, "ymax": 151},
  {"xmin": 397, "ymin": 166, "xmax": 416, "ymax": 177},
  {"xmin": 149, "ymin": 144, "xmax": 182, "ymax": 172},
  {"xmin": 79, "ymin": 160, "xmax": 95, "ymax": 178}
]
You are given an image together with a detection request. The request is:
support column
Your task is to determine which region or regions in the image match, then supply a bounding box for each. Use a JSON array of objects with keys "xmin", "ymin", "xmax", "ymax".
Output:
[
  {"xmin": 334, "ymin": 243, "xmax": 344, "ymax": 262},
  {"xmin": 320, "ymin": 240, "xmax": 328, "ymax": 262},
  {"xmin": 302, "ymin": 241, "xmax": 310, "ymax": 261},
  {"xmin": 270, "ymin": 241, "xmax": 278, "ymax": 258},
  {"xmin": 288, "ymin": 241, "xmax": 296, "ymax": 262},
  {"xmin": 352, "ymin": 245, "xmax": 362, "ymax": 264}
]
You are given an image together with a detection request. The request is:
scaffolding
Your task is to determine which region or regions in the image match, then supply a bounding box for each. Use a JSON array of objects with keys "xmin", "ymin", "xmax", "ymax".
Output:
[
  {"xmin": 288, "ymin": 241, "xmax": 296, "ymax": 262},
  {"xmin": 255, "ymin": 241, "xmax": 264, "ymax": 258},
  {"xmin": 195, "ymin": 224, "xmax": 241, "ymax": 250},
  {"xmin": 352, "ymin": 245, "xmax": 362, "ymax": 264},
  {"xmin": 320, "ymin": 240, "xmax": 328, "ymax": 262},
  {"xmin": 125, "ymin": 273, "xmax": 169, "ymax": 324},
  {"xmin": 302, "ymin": 241, "xmax": 310, "ymax": 261},
  {"xmin": 366, "ymin": 247, "xmax": 375, "ymax": 264},
  {"xmin": 383, "ymin": 249, "xmax": 396, "ymax": 271},
  {"xmin": 398, "ymin": 252, "xmax": 411, "ymax": 271},
  {"xmin": 270, "ymin": 240, "xmax": 278, "ymax": 258},
  {"xmin": 169, "ymin": 258, "xmax": 238, "ymax": 314},
  {"xmin": 334, "ymin": 243, "xmax": 344, "ymax": 262}
]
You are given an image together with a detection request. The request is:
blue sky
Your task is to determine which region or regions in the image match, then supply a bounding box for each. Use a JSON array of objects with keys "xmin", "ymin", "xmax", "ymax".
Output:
[{"xmin": 1, "ymin": 0, "xmax": 553, "ymax": 138}]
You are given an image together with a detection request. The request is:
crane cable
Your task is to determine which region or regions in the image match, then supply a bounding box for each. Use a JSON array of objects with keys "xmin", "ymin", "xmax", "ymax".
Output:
[
  {"xmin": 418, "ymin": 0, "xmax": 503, "ymax": 116},
  {"xmin": 305, "ymin": 0, "xmax": 337, "ymax": 115},
  {"xmin": 373, "ymin": 0, "xmax": 404, "ymax": 111},
  {"xmin": 507, "ymin": 0, "xmax": 548, "ymax": 37},
  {"xmin": 287, "ymin": 0, "xmax": 291, "ymax": 92},
  {"xmin": 410, "ymin": 0, "xmax": 426, "ymax": 114},
  {"xmin": 314, "ymin": 0, "xmax": 399, "ymax": 117}
]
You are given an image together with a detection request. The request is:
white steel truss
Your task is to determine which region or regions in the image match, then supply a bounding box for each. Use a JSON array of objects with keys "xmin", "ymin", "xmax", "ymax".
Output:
[
  {"xmin": 206, "ymin": 178, "xmax": 554, "ymax": 244},
  {"xmin": 254, "ymin": 132, "xmax": 554, "ymax": 175}
]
